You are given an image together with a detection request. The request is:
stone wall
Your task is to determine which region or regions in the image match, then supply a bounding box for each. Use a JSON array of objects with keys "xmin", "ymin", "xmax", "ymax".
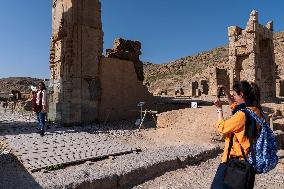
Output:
[
  {"xmin": 228, "ymin": 10, "xmax": 276, "ymax": 99},
  {"xmin": 274, "ymin": 32, "xmax": 284, "ymax": 77},
  {"xmin": 49, "ymin": 0, "xmax": 104, "ymax": 124},
  {"xmin": 277, "ymin": 80, "xmax": 284, "ymax": 97},
  {"xmin": 188, "ymin": 66, "xmax": 230, "ymax": 97},
  {"xmin": 49, "ymin": 0, "xmax": 153, "ymax": 125},
  {"xmin": 106, "ymin": 38, "xmax": 144, "ymax": 81},
  {"xmin": 216, "ymin": 68, "xmax": 230, "ymax": 93},
  {"xmin": 274, "ymin": 32, "xmax": 284, "ymax": 96},
  {"xmin": 99, "ymin": 57, "xmax": 153, "ymax": 121}
]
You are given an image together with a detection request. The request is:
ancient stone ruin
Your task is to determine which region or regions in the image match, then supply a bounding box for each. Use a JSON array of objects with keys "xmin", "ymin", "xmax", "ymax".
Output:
[
  {"xmin": 48, "ymin": 5, "xmax": 277, "ymax": 126},
  {"xmin": 49, "ymin": 0, "xmax": 152, "ymax": 125},
  {"xmin": 228, "ymin": 10, "xmax": 276, "ymax": 99},
  {"xmin": 189, "ymin": 10, "xmax": 276, "ymax": 99},
  {"xmin": 274, "ymin": 32, "xmax": 284, "ymax": 97},
  {"xmin": 106, "ymin": 38, "xmax": 144, "ymax": 81},
  {"xmin": 277, "ymin": 80, "xmax": 284, "ymax": 96}
]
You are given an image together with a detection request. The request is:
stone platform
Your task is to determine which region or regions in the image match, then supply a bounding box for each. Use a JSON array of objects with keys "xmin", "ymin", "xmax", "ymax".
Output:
[
  {"xmin": 0, "ymin": 121, "xmax": 139, "ymax": 172},
  {"xmin": 4, "ymin": 132, "xmax": 138, "ymax": 172},
  {"xmin": 0, "ymin": 110, "xmax": 222, "ymax": 188}
]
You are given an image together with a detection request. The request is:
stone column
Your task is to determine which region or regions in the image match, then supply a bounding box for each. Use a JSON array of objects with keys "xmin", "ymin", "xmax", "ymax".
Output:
[
  {"xmin": 49, "ymin": 0, "xmax": 103, "ymax": 125},
  {"xmin": 227, "ymin": 10, "xmax": 276, "ymax": 100}
]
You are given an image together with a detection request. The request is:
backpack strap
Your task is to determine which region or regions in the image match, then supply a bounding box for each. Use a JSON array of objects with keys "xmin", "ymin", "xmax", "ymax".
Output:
[
  {"xmin": 241, "ymin": 109, "xmax": 258, "ymax": 152},
  {"xmin": 226, "ymin": 109, "xmax": 258, "ymax": 163},
  {"xmin": 242, "ymin": 109, "xmax": 267, "ymax": 128},
  {"xmin": 226, "ymin": 133, "xmax": 248, "ymax": 163},
  {"xmin": 240, "ymin": 144, "xmax": 248, "ymax": 162},
  {"xmin": 260, "ymin": 110, "xmax": 268, "ymax": 124},
  {"xmin": 226, "ymin": 134, "xmax": 234, "ymax": 162}
]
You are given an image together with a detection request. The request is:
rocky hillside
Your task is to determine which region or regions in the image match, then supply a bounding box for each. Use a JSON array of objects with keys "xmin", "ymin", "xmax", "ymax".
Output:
[
  {"xmin": 144, "ymin": 31, "xmax": 284, "ymax": 94},
  {"xmin": 144, "ymin": 46, "xmax": 228, "ymax": 93},
  {"xmin": 0, "ymin": 77, "xmax": 43, "ymax": 93}
]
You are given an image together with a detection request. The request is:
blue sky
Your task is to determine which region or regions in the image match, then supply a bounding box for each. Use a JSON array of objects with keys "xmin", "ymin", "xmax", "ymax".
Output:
[{"xmin": 0, "ymin": 0, "xmax": 283, "ymax": 79}]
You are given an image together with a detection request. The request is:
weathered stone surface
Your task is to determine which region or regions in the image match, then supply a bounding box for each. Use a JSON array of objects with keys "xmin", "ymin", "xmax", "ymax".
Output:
[
  {"xmin": 49, "ymin": 1, "xmax": 153, "ymax": 125},
  {"xmin": 106, "ymin": 38, "xmax": 144, "ymax": 81},
  {"xmin": 228, "ymin": 10, "xmax": 276, "ymax": 100},
  {"xmin": 49, "ymin": 0, "xmax": 103, "ymax": 125},
  {"xmin": 106, "ymin": 38, "xmax": 142, "ymax": 59},
  {"xmin": 99, "ymin": 57, "xmax": 153, "ymax": 121},
  {"xmin": 274, "ymin": 32, "xmax": 284, "ymax": 97}
]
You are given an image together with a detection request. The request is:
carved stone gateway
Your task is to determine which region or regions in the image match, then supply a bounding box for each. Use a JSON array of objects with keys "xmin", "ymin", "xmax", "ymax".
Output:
[
  {"xmin": 49, "ymin": 0, "xmax": 152, "ymax": 125},
  {"xmin": 228, "ymin": 10, "xmax": 276, "ymax": 100}
]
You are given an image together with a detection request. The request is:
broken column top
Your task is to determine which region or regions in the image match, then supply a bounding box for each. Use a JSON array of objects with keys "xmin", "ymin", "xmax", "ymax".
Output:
[
  {"xmin": 250, "ymin": 10, "xmax": 258, "ymax": 22},
  {"xmin": 266, "ymin": 21, "xmax": 273, "ymax": 31},
  {"xmin": 111, "ymin": 38, "xmax": 141, "ymax": 53},
  {"xmin": 106, "ymin": 38, "xmax": 142, "ymax": 60},
  {"xmin": 246, "ymin": 10, "xmax": 273, "ymax": 32},
  {"xmin": 228, "ymin": 10, "xmax": 273, "ymax": 37},
  {"xmin": 105, "ymin": 38, "xmax": 144, "ymax": 81},
  {"xmin": 246, "ymin": 10, "xmax": 258, "ymax": 32}
]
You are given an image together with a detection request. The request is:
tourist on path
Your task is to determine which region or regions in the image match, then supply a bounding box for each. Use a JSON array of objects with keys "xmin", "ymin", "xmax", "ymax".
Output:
[
  {"xmin": 211, "ymin": 81, "xmax": 261, "ymax": 189},
  {"xmin": 33, "ymin": 82, "xmax": 47, "ymax": 136}
]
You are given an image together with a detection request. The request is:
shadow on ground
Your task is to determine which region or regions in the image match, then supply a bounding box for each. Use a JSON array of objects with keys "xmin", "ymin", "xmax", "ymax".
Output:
[{"xmin": 0, "ymin": 153, "xmax": 42, "ymax": 189}]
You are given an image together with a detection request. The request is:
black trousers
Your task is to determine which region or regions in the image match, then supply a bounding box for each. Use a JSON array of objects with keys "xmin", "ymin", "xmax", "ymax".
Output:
[{"xmin": 211, "ymin": 163, "xmax": 255, "ymax": 189}]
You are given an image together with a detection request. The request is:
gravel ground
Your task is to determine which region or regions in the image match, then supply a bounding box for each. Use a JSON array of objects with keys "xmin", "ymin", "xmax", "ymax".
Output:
[
  {"xmin": 0, "ymin": 104, "xmax": 283, "ymax": 189},
  {"xmin": 133, "ymin": 154, "xmax": 284, "ymax": 189},
  {"xmin": 0, "ymin": 106, "xmax": 221, "ymax": 188},
  {"xmin": 1, "ymin": 149, "xmax": 283, "ymax": 189}
]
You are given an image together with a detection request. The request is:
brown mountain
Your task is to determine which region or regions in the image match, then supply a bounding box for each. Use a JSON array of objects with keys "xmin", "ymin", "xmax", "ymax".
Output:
[{"xmin": 0, "ymin": 77, "xmax": 43, "ymax": 93}]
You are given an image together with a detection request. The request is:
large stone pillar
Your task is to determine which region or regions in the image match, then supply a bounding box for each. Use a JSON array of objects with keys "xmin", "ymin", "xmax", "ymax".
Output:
[
  {"xmin": 227, "ymin": 10, "xmax": 276, "ymax": 100},
  {"xmin": 49, "ymin": 0, "xmax": 103, "ymax": 125}
]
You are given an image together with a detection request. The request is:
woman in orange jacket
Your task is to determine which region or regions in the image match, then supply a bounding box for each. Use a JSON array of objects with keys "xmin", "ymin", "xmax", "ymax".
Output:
[{"xmin": 211, "ymin": 80, "xmax": 261, "ymax": 189}]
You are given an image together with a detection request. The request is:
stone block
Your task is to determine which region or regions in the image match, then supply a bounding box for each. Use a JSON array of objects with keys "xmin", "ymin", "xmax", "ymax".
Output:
[
  {"xmin": 228, "ymin": 10, "xmax": 276, "ymax": 99},
  {"xmin": 228, "ymin": 26, "xmax": 242, "ymax": 37},
  {"xmin": 81, "ymin": 27, "xmax": 102, "ymax": 77}
]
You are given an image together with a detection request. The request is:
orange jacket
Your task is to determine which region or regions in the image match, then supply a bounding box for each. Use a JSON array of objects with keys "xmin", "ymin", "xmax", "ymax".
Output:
[{"xmin": 216, "ymin": 103, "xmax": 261, "ymax": 163}]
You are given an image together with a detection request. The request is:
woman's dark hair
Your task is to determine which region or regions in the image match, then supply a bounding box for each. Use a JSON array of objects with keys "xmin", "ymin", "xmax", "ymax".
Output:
[
  {"xmin": 233, "ymin": 80, "xmax": 261, "ymax": 138},
  {"xmin": 39, "ymin": 81, "xmax": 47, "ymax": 90},
  {"xmin": 232, "ymin": 80, "xmax": 261, "ymax": 108}
]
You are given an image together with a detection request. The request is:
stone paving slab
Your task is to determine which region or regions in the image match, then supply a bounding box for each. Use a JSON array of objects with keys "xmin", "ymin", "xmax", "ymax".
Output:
[
  {"xmin": 0, "ymin": 109, "xmax": 223, "ymax": 188},
  {"xmin": 0, "ymin": 123, "xmax": 139, "ymax": 172},
  {"xmin": 33, "ymin": 144, "xmax": 222, "ymax": 189}
]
